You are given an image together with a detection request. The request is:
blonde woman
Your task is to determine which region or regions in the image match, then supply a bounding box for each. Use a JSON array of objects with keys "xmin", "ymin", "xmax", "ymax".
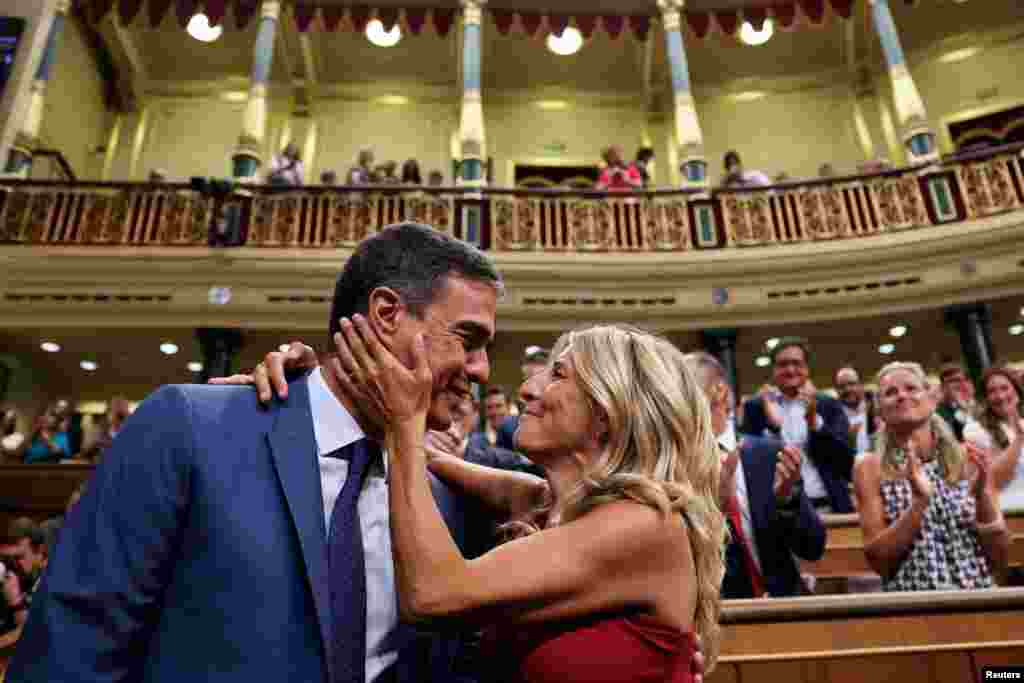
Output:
[
  {"xmin": 234, "ymin": 324, "xmax": 724, "ymax": 682},
  {"xmin": 853, "ymin": 362, "xmax": 1009, "ymax": 591}
]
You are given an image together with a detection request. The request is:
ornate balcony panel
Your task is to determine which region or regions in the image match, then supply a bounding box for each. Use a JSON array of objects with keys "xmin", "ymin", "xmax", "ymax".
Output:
[
  {"xmin": 954, "ymin": 150, "xmax": 1024, "ymax": 219},
  {"xmin": 0, "ymin": 185, "xmax": 212, "ymax": 246}
]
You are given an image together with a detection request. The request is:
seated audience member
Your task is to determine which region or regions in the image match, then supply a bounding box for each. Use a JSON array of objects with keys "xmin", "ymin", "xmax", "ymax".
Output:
[
  {"xmin": 490, "ymin": 346, "xmax": 552, "ymax": 452},
  {"xmin": 374, "ymin": 160, "xmax": 400, "ymax": 184},
  {"xmin": 936, "ymin": 362, "xmax": 977, "ymax": 441},
  {"xmin": 594, "ymin": 145, "xmax": 642, "ymax": 191},
  {"xmin": 634, "ymin": 147, "xmax": 655, "ymax": 188},
  {"xmin": 1, "ymin": 409, "xmax": 25, "ymax": 460},
  {"xmin": 80, "ymin": 397, "xmax": 132, "ymax": 463},
  {"xmin": 741, "ymin": 338, "xmax": 854, "ymax": 512},
  {"xmin": 0, "ymin": 534, "xmax": 29, "ymax": 635},
  {"xmin": 401, "ymin": 159, "xmax": 422, "ymax": 185},
  {"xmin": 319, "ymin": 170, "xmax": 338, "ymax": 185},
  {"xmin": 854, "ymin": 362, "xmax": 1009, "ymax": 591},
  {"xmin": 964, "ymin": 367, "xmax": 1024, "ymax": 510},
  {"xmin": 266, "ymin": 143, "xmax": 304, "ymax": 186},
  {"xmin": 2, "ymin": 518, "xmax": 46, "ymax": 598},
  {"xmin": 347, "ymin": 148, "xmax": 375, "ymax": 184},
  {"xmin": 835, "ymin": 366, "xmax": 877, "ymax": 455},
  {"xmin": 427, "ymin": 169, "xmax": 445, "ymax": 186},
  {"xmin": 685, "ymin": 352, "xmax": 824, "ymax": 599},
  {"xmin": 20, "ymin": 411, "xmax": 71, "ymax": 464},
  {"xmin": 426, "ymin": 398, "xmax": 541, "ymax": 481},
  {"xmin": 474, "ymin": 386, "xmax": 511, "ymax": 448},
  {"xmin": 721, "ymin": 150, "xmax": 771, "ymax": 188}
]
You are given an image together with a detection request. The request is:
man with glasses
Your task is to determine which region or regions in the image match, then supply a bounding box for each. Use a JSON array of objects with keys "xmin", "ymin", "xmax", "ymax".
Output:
[{"xmin": 740, "ymin": 338, "xmax": 855, "ymax": 513}]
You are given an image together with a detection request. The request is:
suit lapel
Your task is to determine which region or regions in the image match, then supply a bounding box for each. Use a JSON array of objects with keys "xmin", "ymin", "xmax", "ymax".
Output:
[{"xmin": 266, "ymin": 374, "xmax": 334, "ymax": 680}]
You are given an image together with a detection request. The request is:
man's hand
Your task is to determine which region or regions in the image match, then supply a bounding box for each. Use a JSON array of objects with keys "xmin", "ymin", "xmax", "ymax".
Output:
[
  {"xmin": 773, "ymin": 445, "xmax": 803, "ymax": 500},
  {"xmin": 208, "ymin": 341, "xmax": 319, "ymax": 404},
  {"xmin": 719, "ymin": 447, "xmax": 740, "ymax": 506},
  {"xmin": 425, "ymin": 430, "xmax": 464, "ymax": 459}
]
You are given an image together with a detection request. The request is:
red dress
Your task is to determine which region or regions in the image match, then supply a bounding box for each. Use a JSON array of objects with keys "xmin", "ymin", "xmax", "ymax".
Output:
[{"xmin": 481, "ymin": 613, "xmax": 696, "ymax": 683}]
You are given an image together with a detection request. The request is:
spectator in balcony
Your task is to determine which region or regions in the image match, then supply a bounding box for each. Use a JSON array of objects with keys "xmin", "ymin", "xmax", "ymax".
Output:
[
  {"xmin": 835, "ymin": 366, "xmax": 877, "ymax": 456},
  {"xmin": 964, "ymin": 367, "xmax": 1024, "ymax": 511},
  {"xmin": 374, "ymin": 160, "xmax": 400, "ymax": 185},
  {"xmin": 936, "ymin": 362, "xmax": 977, "ymax": 442},
  {"xmin": 319, "ymin": 170, "xmax": 338, "ymax": 186},
  {"xmin": 721, "ymin": 150, "xmax": 770, "ymax": 189},
  {"xmin": 427, "ymin": 169, "xmax": 445, "ymax": 187},
  {"xmin": 1, "ymin": 409, "xmax": 25, "ymax": 461},
  {"xmin": 347, "ymin": 148, "xmax": 375, "ymax": 185},
  {"xmin": 595, "ymin": 145, "xmax": 642, "ymax": 191},
  {"xmin": 401, "ymin": 159, "xmax": 422, "ymax": 186},
  {"xmin": 267, "ymin": 143, "xmax": 304, "ymax": 187},
  {"xmin": 685, "ymin": 351, "xmax": 824, "ymax": 599},
  {"xmin": 634, "ymin": 147, "xmax": 655, "ymax": 188},
  {"xmin": 740, "ymin": 338, "xmax": 855, "ymax": 513},
  {"xmin": 19, "ymin": 410, "xmax": 71, "ymax": 464},
  {"xmin": 81, "ymin": 397, "xmax": 133, "ymax": 464},
  {"xmin": 854, "ymin": 361, "xmax": 1008, "ymax": 590}
]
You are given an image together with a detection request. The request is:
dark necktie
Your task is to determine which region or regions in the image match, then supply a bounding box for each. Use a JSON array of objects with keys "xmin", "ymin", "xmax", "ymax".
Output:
[{"xmin": 327, "ymin": 438, "xmax": 380, "ymax": 683}]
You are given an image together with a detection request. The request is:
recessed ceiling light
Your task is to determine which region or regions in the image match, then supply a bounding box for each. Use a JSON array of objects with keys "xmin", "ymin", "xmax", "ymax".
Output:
[
  {"xmin": 366, "ymin": 19, "xmax": 401, "ymax": 48},
  {"xmin": 535, "ymin": 100, "xmax": 570, "ymax": 111},
  {"xmin": 939, "ymin": 47, "xmax": 979, "ymax": 63},
  {"xmin": 160, "ymin": 342, "xmax": 180, "ymax": 355},
  {"xmin": 187, "ymin": 13, "xmax": 222, "ymax": 43},
  {"xmin": 765, "ymin": 338, "xmax": 780, "ymax": 350},
  {"xmin": 547, "ymin": 27, "xmax": 583, "ymax": 56},
  {"xmin": 374, "ymin": 94, "xmax": 409, "ymax": 106},
  {"xmin": 187, "ymin": 361, "xmax": 204, "ymax": 373},
  {"xmin": 1010, "ymin": 324, "xmax": 1024, "ymax": 336},
  {"xmin": 80, "ymin": 360, "xmax": 98, "ymax": 371},
  {"xmin": 889, "ymin": 325, "xmax": 908, "ymax": 338},
  {"xmin": 879, "ymin": 343, "xmax": 896, "ymax": 355},
  {"xmin": 739, "ymin": 19, "xmax": 773, "ymax": 46},
  {"xmin": 730, "ymin": 91, "xmax": 767, "ymax": 103},
  {"xmin": 755, "ymin": 355, "xmax": 771, "ymax": 367},
  {"xmin": 41, "ymin": 341, "xmax": 61, "ymax": 353}
]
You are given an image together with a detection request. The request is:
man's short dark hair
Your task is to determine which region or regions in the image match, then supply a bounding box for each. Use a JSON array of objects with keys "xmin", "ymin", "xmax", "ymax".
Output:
[
  {"xmin": 484, "ymin": 386, "xmax": 507, "ymax": 401},
  {"xmin": 724, "ymin": 150, "xmax": 741, "ymax": 168},
  {"xmin": 939, "ymin": 362, "xmax": 966, "ymax": 382},
  {"xmin": 770, "ymin": 337, "xmax": 811, "ymax": 365},
  {"xmin": 327, "ymin": 222, "xmax": 503, "ymax": 345},
  {"xmin": 7, "ymin": 518, "xmax": 44, "ymax": 548}
]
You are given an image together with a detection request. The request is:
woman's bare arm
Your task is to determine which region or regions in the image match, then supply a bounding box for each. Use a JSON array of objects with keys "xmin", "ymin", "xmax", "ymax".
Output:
[{"xmin": 426, "ymin": 449, "xmax": 548, "ymax": 518}]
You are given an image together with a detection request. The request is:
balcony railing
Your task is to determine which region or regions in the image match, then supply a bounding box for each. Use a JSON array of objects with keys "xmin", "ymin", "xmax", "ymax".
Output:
[{"xmin": 2, "ymin": 142, "xmax": 1022, "ymax": 252}]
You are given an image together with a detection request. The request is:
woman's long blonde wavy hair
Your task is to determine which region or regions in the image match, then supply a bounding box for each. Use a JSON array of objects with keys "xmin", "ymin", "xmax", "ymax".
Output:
[
  {"xmin": 502, "ymin": 324, "xmax": 727, "ymax": 670},
  {"xmin": 876, "ymin": 361, "xmax": 965, "ymax": 485}
]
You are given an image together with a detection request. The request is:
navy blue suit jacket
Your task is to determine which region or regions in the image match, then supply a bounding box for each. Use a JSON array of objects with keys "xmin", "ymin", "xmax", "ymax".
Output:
[
  {"xmin": 721, "ymin": 436, "xmax": 826, "ymax": 599},
  {"xmin": 740, "ymin": 394, "xmax": 855, "ymax": 512},
  {"xmin": 8, "ymin": 377, "xmax": 476, "ymax": 683}
]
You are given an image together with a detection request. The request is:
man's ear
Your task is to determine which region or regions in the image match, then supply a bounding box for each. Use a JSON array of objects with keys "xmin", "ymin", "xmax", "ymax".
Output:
[{"xmin": 366, "ymin": 287, "xmax": 405, "ymax": 340}]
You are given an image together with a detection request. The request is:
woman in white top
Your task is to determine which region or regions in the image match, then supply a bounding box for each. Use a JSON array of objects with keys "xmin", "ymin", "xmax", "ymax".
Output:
[{"xmin": 963, "ymin": 366, "xmax": 1024, "ymax": 511}]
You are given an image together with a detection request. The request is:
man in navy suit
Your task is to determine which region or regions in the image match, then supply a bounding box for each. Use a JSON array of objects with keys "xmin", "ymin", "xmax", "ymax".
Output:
[
  {"xmin": 8, "ymin": 223, "xmax": 501, "ymax": 683},
  {"xmin": 740, "ymin": 338, "xmax": 855, "ymax": 513},
  {"xmin": 685, "ymin": 351, "xmax": 825, "ymax": 599}
]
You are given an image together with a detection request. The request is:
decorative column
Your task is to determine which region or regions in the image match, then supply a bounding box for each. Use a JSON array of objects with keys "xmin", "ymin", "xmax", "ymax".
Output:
[
  {"xmin": 700, "ymin": 328, "xmax": 738, "ymax": 395},
  {"xmin": 4, "ymin": 0, "xmax": 70, "ymax": 176},
  {"xmin": 944, "ymin": 303, "xmax": 995, "ymax": 388},
  {"xmin": 869, "ymin": 0, "xmax": 938, "ymax": 164},
  {"xmin": 196, "ymin": 328, "xmax": 245, "ymax": 384},
  {"xmin": 458, "ymin": 0, "xmax": 487, "ymax": 245},
  {"xmin": 658, "ymin": 0, "xmax": 707, "ymax": 189},
  {"xmin": 101, "ymin": 113, "xmax": 123, "ymax": 180},
  {"xmin": 233, "ymin": 0, "xmax": 281, "ymax": 179}
]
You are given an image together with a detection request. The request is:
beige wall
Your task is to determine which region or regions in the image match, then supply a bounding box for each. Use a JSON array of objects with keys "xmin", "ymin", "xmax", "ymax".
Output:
[
  {"xmin": 312, "ymin": 98, "xmax": 456, "ymax": 183},
  {"xmin": 0, "ymin": 0, "xmax": 56, "ymax": 167},
  {"xmin": 37, "ymin": 16, "xmax": 112, "ymax": 180}
]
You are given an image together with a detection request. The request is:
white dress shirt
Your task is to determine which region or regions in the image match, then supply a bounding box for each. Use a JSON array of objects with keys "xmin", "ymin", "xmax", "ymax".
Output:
[
  {"xmin": 308, "ymin": 367, "xmax": 397, "ymax": 683},
  {"xmin": 776, "ymin": 396, "xmax": 828, "ymax": 500},
  {"xmin": 843, "ymin": 404, "xmax": 871, "ymax": 455},
  {"xmin": 718, "ymin": 428, "xmax": 762, "ymax": 571}
]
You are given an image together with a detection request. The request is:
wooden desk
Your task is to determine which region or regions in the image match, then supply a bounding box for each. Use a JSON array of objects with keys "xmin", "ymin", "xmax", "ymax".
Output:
[
  {"xmin": 801, "ymin": 510, "xmax": 1024, "ymax": 587},
  {"xmin": 711, "ymin": 587, "xmax": 1024, "ymax": 683}
]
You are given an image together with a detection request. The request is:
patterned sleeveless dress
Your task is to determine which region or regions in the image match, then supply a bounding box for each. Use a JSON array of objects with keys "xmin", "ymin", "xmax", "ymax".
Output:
[{"xmin": 879, "ymin": 459, "xmax": 994, "ymax": 591}]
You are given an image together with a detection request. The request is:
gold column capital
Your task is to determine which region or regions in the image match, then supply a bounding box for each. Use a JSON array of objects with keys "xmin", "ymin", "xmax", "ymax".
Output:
[
  {"xmin": 55, "ymin": 0, "xmax": 72, "ymax": 15},
  {"xmin": 461, "ymin": 0, "xmax": 487, "ymax": 25},
  {"xmin": 261, "ymin": 1, "xmax": 282, "ymax": 22}
]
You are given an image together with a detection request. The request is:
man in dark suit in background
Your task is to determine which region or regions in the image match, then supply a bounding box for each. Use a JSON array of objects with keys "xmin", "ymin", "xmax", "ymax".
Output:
[
  {"xmin": 685, "ymin": 352, "xmax": 825, "ymax": 599},
  {"xmin": 740, "ymin": 338, "xmax": 855, "ymax": 513},
  {"xmin": 9, "ymin": 223, "xmax": 497, "ymax": 683}
]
